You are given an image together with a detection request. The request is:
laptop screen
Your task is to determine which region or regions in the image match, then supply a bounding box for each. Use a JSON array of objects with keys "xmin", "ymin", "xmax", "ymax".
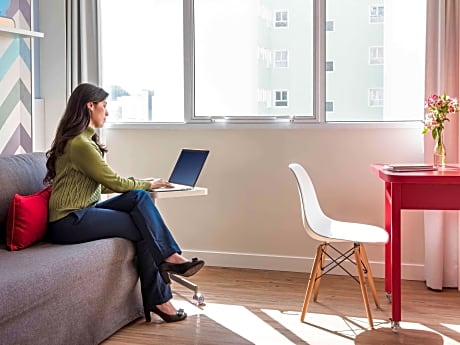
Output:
[{"xmin": 168, "ymin": 149, "xmax": 209, "ymax": 186}]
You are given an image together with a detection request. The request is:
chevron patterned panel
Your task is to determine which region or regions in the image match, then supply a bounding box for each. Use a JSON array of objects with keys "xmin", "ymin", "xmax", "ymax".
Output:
[
  {"xmin": 0, "ymin": 0, "xmax": 32, "ymax": 155},
  {"xmin": 7, "ymin": 0, "xmax": 31, "ymax": 30}
]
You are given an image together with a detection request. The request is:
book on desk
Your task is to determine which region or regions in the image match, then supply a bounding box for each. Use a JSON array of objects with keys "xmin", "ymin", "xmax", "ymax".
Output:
[{"xmin": 382, "ymin": 163, "xmax": 437, "ymax": 172}]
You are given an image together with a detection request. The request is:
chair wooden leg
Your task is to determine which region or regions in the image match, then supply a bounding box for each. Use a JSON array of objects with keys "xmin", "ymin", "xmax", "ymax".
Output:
[
  {"xmin": 354, "ymin": 244, "xmax": 374, "ymax": 329},
  {"xmin": 359, "ymin": 243, "xmax": 380, "ymax": 309},
  {"xmin": 301, "ymin": 244, "xmax": 324, "ymax": 322},
  {"xmin": 313, "ymin": 244, "xmax": 327, "ymax": 301}
]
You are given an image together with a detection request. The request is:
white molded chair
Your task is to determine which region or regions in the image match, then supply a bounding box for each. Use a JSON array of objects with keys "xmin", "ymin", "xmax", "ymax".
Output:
[{"xmin": 288, "ymin": 163, "xmax": 389, "ymax": 329}]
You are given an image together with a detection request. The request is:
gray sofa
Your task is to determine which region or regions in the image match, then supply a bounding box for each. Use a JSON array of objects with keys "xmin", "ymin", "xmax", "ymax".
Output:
[{"xmin": 0, "ymin": 152, "xmax": 143, "ymax": 345}]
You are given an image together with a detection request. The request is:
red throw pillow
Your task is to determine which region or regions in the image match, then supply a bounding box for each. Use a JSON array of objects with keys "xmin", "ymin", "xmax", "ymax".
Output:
[{"xmin": 6, "ymin": 186, "xmax": 52, "ymax": 251}]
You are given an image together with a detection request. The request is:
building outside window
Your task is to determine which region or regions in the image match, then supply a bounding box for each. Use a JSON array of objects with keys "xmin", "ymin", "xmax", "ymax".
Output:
[
  {"xmin": 325, "ymin": 101, "xmax": 334, "ymax": 112},
  {"xmin": 325, "ymin": 60, "xmax": 334, "ymax": 72},
  {"xmin": 325, "ymin": 0, "xmax": 425, "ymax": 121},
  {"xmin": 100, "ymin": 0, "xmax": 183, "ymax": 123},
  {"xmin": 193, "ymin": 1, "xmax": 310, "ymax": 118}
]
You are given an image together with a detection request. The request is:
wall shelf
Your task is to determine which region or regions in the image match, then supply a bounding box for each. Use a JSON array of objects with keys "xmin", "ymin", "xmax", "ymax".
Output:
[{"xmin": 0, "ymin": 25, "xmax": 44, "ymax": 38}]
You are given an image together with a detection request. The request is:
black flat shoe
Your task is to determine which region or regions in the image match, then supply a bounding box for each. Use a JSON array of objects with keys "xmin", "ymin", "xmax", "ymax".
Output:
[
  {"xmin": 146, "ymin": 306, "xmax": 187, "ymax": 323},
  {"xmin": 159, "ymin": 258, "xmax": 205, "ymax": 283}
]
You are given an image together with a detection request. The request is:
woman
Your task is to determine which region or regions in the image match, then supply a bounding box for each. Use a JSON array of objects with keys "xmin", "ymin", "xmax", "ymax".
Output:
[{"xmin": 44, "ymin": 83, "xmax": 204, "ymax": 323}]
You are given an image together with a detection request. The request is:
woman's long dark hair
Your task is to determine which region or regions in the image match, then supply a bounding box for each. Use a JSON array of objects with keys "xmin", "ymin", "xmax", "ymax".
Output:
[{"xmin": 44, "ymin": 83, "xmax": 109, "ymax": 185}]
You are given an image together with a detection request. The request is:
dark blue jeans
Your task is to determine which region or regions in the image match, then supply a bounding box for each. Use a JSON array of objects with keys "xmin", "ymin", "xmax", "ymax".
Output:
[{"xmin": 47, "ymin": 190, "xmax": 181, "ymax": 308}]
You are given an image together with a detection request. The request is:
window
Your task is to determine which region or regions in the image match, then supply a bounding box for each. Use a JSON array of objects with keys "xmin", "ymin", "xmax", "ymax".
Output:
[
  {"xmin": 325, "ymin": 20, "xmax": 335, "ymax": 32},
  {"xmin": 369, "ymin": 5, "xmax": 384, "ymax": 23},
  {"xmin": 99, "ymin": 0, "xmax": 426, "ymax": 124},
  {"xmin": 325, "ymin": 0, "xmax": 426, "ymax": 122},
  {"xmin": 274, "ymin": 50, "xmax": 288, "ymax": 68},
  {"xmin": 194, "ymin": 1, "xmax": 312, "ymax": 118},
  {"xmin": 100, "ymin": 0, "xmax": 183, "ymax": 123},
  {"xmin": 369, "ymin": 88, "xmax": 384, "ymax": 107},
  {"xmin": 369, "ymin": 46, "xmax": 384, "ymax": 65},
  {"xmin": 274, "ymin": 90, "xmax": 288, "ymax": 107},
  {"xmin": 274, "ymin": 10, "xmax": 288, "ymax": 28}
]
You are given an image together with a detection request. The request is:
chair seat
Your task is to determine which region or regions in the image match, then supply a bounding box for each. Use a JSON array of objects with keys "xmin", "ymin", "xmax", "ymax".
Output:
[{"xmin": 312, "ymin": 218, "xmax": 389, "ymax": 244}]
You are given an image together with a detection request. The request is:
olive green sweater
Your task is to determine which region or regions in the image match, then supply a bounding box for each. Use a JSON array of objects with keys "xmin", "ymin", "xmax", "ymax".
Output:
[{"xmin": 48, "ymin": 127, "xmax": 151, "ymax": 222}]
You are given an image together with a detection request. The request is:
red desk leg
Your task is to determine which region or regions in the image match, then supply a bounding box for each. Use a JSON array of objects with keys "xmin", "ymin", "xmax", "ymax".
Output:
[
  {"xmin": 384, "ymin": 182, "xmax": 392, "ymax": 294},
  {"xmin": 390, "ymin": 183, "xmax": 402, "ymax": 329}
]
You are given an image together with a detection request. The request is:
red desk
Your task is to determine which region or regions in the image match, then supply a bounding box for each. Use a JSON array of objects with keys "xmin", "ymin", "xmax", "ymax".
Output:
[{"xmin": 371, "ymin": 164, "xmax": 460, "ymax": 330}]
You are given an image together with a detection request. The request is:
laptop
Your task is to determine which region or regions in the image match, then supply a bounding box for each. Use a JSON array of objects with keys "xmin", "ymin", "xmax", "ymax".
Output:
[{"xmin": 152, "ymin": 149, "xmax": 210, "ymax": 192}]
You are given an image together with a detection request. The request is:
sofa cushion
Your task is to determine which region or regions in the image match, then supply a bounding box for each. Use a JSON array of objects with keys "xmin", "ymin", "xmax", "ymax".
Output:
[
  {"xmin": 0, "ymin": 152, "xmax": 47, "ymax": 244},
  {"xmin": 6, "ymin": 186, "xmax": 52, "ymax": 251}
]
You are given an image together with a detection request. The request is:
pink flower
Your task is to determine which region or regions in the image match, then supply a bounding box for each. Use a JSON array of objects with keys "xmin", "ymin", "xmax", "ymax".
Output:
[{"xmin": 422, "ymin": 92, "xmax": 460, "ymax": 139}]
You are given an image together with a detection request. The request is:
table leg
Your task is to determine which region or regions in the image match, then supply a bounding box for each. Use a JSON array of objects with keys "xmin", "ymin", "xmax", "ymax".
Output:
[
  {"xmin": 384, "ymin": 182, "xmax": 392, "ymax": 295},
  {"xmin": 390, "ymin": 184, "xmax": 402, "ymax": 327}
]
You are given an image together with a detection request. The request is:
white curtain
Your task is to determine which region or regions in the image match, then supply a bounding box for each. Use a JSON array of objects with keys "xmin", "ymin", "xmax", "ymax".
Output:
[
  {"xmin": 66, "ymin": 0, "xmax": 100, "ymax": 94},
  {"xmin": 424, "ymin": 0, "xmax": 460, "ymax": 290},
  {"xmin": 66, "ymin": 0, "xmax": 105, "ymax": 143}
]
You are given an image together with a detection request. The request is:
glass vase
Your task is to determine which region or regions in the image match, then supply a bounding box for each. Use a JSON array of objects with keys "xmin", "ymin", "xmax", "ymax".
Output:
[{"xmin": 433, "ymin": 131, "xmax": 446, "ymax": 168}]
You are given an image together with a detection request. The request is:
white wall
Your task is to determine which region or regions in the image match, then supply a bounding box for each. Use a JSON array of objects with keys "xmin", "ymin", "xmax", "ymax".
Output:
[
  {"xmin": 103, "ymin": 125, "xmax": 425, "ymax": 280},
  {"xmin": 38, "ymin": 1, "xmax": 426, "ymax": 280}
]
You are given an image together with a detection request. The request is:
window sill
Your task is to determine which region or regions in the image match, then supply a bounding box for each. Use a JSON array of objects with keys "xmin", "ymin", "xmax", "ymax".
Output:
[{"xmin": 104, "ymin": 120, "xmax": 423, "ymax": 131}]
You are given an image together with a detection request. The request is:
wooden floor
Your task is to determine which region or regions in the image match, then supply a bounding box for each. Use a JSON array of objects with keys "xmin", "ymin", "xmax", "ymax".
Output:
[{"xmin": 103, "ymin": 267, "xmax": 460, "ymax": 345}]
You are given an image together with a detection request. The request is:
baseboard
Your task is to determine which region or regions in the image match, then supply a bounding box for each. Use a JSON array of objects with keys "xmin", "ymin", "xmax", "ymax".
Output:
[{"xmin": 182, "ymin": 249, "xmax": 425, "ymax": 281}]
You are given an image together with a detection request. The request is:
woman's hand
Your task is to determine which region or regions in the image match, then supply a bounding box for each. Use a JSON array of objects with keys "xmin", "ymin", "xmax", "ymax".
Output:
[{"xmin": 148, "ymin": 178, "xmax": 173, "ymax": 190}]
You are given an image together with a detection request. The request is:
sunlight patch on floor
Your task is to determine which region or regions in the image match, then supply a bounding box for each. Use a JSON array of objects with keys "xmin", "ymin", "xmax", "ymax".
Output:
[
  {"xmin": 174, "ymin": 300, "xmax": 295, "ymax": 344},
  {"xmin": 263, "ymin": 310, "xmax": 460, "ymax": 345},
  {"xmin": 262, "ymin": 309, "xmax": 370, "ymax": 344},
  {"xmin": 383, "ymin": 321, "xmax": 459, "ymax": 345},
  {"xmin": 441, "ymin": 323, "xmax": 460, "ymax": 334},
  {"xmin": 173, "ymin": 299, "xmax": 460, "ymax": 345}
]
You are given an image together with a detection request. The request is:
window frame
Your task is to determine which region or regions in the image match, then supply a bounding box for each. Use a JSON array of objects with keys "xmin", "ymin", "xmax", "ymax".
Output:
[
  {"xmin": 185, "ymin": 0, "xmax": 322, "ymax": 124},
  {"xmin": 99, "ymin": 0, "xmax": 423, "ymax": 128}
]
